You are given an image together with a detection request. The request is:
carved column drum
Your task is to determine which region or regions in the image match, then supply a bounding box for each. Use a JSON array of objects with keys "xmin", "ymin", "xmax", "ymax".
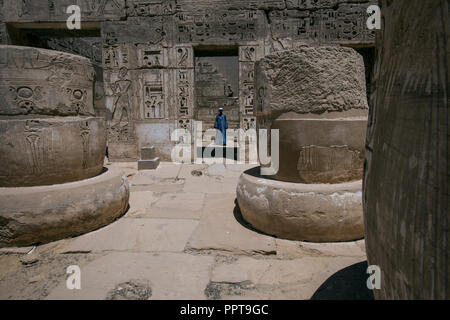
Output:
[
  {"xmin": 237, "ymin": 46, "xmax": 369, "ymax": 242},
  {"xmin": 0, "ymin": 45, "xmax": 106, "ymax": 187}
]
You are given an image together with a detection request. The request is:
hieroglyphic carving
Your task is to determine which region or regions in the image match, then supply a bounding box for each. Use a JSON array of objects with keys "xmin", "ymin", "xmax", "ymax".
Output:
[
  {"xmin": 176, "ymin": 69, "xmax": 193, "ymax": 117},
  {"xmin": 239, "ymin": 61, "xmax": 256, "ymax": 115},
  {"xmin": 143, "ymin": 81, "xmax": 164, "ymax": 119},
  {"xmin": 7, "ymin": 86, "xmax": 44, "ymax": 113},
  {"xmin": 175, "ymin": 10, "xmax": 259, "ymax": 43},
  {"xmin": 297, "ymin": 145, "xmax": 361, "ymax": 172},
  {"xmin": 66, "ymin": 88, "xmax": 88, "ymax": 114},
  {"xmin": 242, "ymin": 117, "xmax": 256, "ymax": 131},
  {"xmin": 270, "ymin": 3, "xmax": 376, "ymax": 42},
  {"xmin": 103, "ymin": 44, "xmax": 129, "ymax": 68},
  {"xmin": 174, "ymin": 46, "xmax": 193, "ymax": 68},
  {"xmin": 127, "ymin": 0, "xmax": 175, "ymax": 16},
  {"xmin": 139, "ymin": 46, "xmax": 164, "ymax": 68},
  {"xmin": 101, "ymin": 18, "xmax": 166, "ymax": 45},
  {"xmin": 239, "ymin": 46, "xmax": 257, "ymax": 62},
  {"xmin": 4, "ymin": 0, "xmax": 125, "ymax": 21}
]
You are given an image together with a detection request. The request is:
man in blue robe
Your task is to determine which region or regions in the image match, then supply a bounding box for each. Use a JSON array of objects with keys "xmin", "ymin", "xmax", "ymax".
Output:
[{"xmin": 214, "ymin": 107, "xmax": 228, "ymax": 145}]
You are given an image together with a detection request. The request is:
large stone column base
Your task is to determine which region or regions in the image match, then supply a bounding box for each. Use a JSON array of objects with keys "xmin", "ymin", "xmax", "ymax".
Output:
[
  {"xmin": 236, "ymin": 167, "xmax": 364, "ymax": 242},
  {"xmin": 0, "ymin": 167, "xmax": 130, "ymax": 247}
]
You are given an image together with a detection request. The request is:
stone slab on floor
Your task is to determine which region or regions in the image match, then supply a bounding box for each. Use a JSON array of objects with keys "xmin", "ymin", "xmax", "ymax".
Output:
[
  {"xmin": 209, "ymin": 256, "xmax": 366, "ymax": 299},
  {"xmin": 141, "ymin": 192, "xmax": 206, "ymax": 220},
  {"xmin": 125, "ymin": 191, "xmax": 156, "ymax": 217},
  {"xmin": 182, "ymin": 175, "xmax": 226, "ymax": 194},
  {"xmin": 129, "ymin": 162, "xmax": 182, "ymax": 181},
  {"xmin": 186, "ymin": 194, "xmax": 276, "ymax": 255},
  {"xmin": 61, "ymin": 218, "xmax": 198, "ymax": 253},
  {"xmin": 45, "ymin": 252, "xmax": 214, "ymax": 300},
  {"xmin": 275, "ymin": 239, "xmax": 367, "ymax": 259}
]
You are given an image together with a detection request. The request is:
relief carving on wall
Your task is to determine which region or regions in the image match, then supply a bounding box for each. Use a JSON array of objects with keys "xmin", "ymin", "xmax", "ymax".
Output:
[{"xmin": 108, "ymin": 67, "xmax": 134, "ymax": 142}]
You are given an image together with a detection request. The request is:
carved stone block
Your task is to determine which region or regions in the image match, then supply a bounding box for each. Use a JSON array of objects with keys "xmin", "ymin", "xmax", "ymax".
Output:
[
  {"xmin": 2, "ymin": 0, "xmax": 126, "ymax": 22},
  {"xmin": 255, "ymin": 46, "xmax": 368, "ymax": 118},
  {"xmin": 0, "ymin": 45, "xmax": 95, "ymax": 117}
]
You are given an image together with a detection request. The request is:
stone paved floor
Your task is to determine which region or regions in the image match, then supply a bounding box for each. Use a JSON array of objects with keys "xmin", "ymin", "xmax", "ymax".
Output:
[{"xmin": 0, "ymin": 162, "xmax": 371, "ymax": 300}]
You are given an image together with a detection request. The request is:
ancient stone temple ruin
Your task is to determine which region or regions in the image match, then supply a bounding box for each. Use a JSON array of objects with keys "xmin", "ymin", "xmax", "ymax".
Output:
[
  {"xmin": 0, "ymin": 45, "xmax": 130, "ymax": 247},
  {"xmin": 1, "ymin": 0, "xmax": 447, "ymax": 302},
  {"xmin": 0, "ymin": 0, "xmax": 377, "ymax": 162},
  {"xmin": 237, "ymin": 46, "xmax": 368, "ymax": 242}
]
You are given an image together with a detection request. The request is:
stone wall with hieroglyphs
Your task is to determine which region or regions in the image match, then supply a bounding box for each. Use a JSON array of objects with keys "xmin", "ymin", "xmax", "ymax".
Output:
[{"xmin": 0, "ymin": 0, "xmax": 376, "ymax": 160}]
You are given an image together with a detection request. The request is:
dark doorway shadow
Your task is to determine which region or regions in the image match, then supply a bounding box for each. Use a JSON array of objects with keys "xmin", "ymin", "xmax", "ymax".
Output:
[{"xmin": 311, "ymin": 261, "xmax": 375, "ymax": 300}]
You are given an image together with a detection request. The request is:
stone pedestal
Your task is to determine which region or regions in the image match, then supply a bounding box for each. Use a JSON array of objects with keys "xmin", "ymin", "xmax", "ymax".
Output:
[
  {"xmin": 0, "ymin": 45, "xmax": 130, "ymax": 247},
  {"xmin": 236, "ymin": 46, "xmax": 368, "ymax": 242},
  {"xmin": 138, "ymin": 146, "xmax": 160, "ymax": 170}
]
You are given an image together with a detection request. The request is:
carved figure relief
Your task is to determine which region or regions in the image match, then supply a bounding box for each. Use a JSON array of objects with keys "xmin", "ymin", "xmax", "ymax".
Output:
[
  {"xmin": 109, "ymin": 67, "xmax": 134, "ymax": 142},
  {"xmin": 24, "ymin": 120, "xmax": 43, "ymax": 175}
]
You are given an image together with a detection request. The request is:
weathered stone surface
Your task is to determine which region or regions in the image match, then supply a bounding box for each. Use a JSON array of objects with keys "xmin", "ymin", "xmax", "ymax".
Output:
[
  {"xmin": 0, "ymin": 1, "xmax": 376, "ymax": 161},
  {"xmin": 2, "ymin": 0, "xmax": 126, "ymax": 22},
  {"xmin": 62, "ymin": 217, "xmax": 198, "ymax": 253},
  {"xmin": 209, "ymin": 256, "xmax": 366, "ymax": 300},
  {"xmin": 45, "ymin": 252, "xmax": 214, "ymax": 300},
  {"xmin": 0, "ymin": 167, "xmax": 130, "ymax": 247},
  {"xmin": 255, "ymin": 46, "xmax": 368, "ymax": 118},
  {"xmin": 141, "ymin": 146, "xmax": 156, "ymax": 160},
  {"xmin": 186, "ymin": 193, "xmax": 276, "ymax": 255},
  {"xmin": 236, "ymin": 167, "xmax": 364, "ymax": 242},
  {"xmin": 0, "ymin": 23, "xmax": 8, "ymax": 45},
  {"xmin": 272, "ymin": 116, "xmax": 367, "ymax": 183},
  {"xmin": 363, "ymin": 0, "xmax": 449, "ymax": 299},
  {"xmin": 142, "ymin": 192, "xmax": 205, "ymax": 220},
  {"xmin": 0, "ymin": 45, "xmax": 95, "ymax": 117},
  {"xmin": 0, "ymin": 116, "xmax": 106, "ymax": 187}
]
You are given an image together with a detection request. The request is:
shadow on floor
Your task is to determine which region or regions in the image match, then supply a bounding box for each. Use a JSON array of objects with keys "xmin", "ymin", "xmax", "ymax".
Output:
[
  {"xmin": 311, "ymin": 261, "xmax": 375, "ymax": 300},
  {"xmin": 233, "ymin": 199, "xmax": 277, "ymax": 238}
]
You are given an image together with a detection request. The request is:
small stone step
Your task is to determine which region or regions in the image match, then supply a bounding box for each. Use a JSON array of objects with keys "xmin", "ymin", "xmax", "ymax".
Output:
[{"xmin": 138, "ymin": 158, "xmax": 160, "ymax": 170}]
